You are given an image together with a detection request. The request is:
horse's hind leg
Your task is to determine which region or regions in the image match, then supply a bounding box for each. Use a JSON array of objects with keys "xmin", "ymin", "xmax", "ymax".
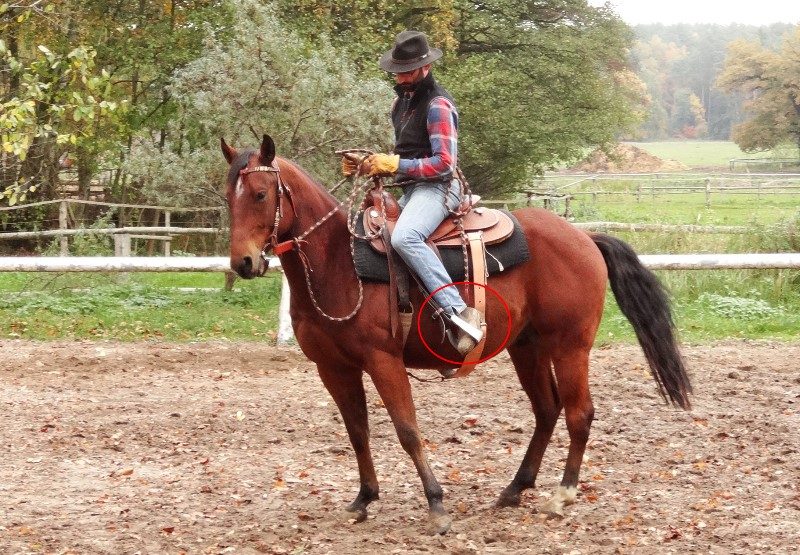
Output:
[
  {"xmin": 317, "ymin": 363, "xmax": 379, "ymax": 523},
  {"xmin": 497, "ymin": 333, "xmax": 562, "ymax": 507},
  {"xmin": 544, "ymin": 347, "xmax": 594, "ymax": 516},
  {"xmin": 367, "ymin": 352, "xmax": 452, "ymax": 535}
]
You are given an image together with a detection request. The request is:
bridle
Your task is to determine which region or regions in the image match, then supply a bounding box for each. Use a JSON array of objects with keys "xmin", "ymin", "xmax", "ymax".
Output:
[
  {"xmin": 236, "ymin": 163, "xmax": 295, "ymax": 261},
  {"xmin": 235, "ymin": 160, "xmax": 365, "ymax": 321}
]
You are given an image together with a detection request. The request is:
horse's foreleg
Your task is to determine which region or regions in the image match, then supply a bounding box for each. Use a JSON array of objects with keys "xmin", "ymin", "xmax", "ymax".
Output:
[
  {"xmin": 544, "ymin": 348, "xmax": 594, "ymax": 516},
  {"xmin": 498, "ymin": 338, "xmax": 562, "ymax": 507},
  {"xmin": 317, "ymin": 363, "xmax": 379, "ymax": 522},
  {"xmin": 367, "ymin": 354, "xmax": 451, "ymax": 535}
]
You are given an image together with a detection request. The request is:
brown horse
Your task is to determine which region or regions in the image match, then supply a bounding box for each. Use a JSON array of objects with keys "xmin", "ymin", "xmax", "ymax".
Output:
[{"xmin": 223, "ymin": 134, "xmax": 692, "ymax": 535}]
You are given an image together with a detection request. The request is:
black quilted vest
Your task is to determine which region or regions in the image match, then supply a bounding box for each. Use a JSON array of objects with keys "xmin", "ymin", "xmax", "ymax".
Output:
[{"xmin": 391, "ymin": 72, "xmax": 457, "ymax": 185}]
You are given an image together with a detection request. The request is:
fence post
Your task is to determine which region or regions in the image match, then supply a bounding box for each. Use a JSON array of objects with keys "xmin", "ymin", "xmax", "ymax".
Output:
[
  {"xmin": 114, "ymin": 234, "xmax": 131, "ymax": 256},
  {"xmin": 164, "ymin": 210, "xmax": 171, "ymax": 256},
  {"xmin": 277, "ymin": 271, "xmax": 293, "ymax": 345},
  {"xmin": 59, "ymin": 201, "xmax": 69, "ymax": 256},
  {"xmin": 705, "ymin": 178, "xmax": 711, "ymax": 208},
  {"xmin": 637, "ymin": 182, "xmax": 642, "ymax": 203}
]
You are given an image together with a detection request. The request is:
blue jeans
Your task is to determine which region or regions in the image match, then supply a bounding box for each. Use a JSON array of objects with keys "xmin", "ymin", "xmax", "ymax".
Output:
[{"xmin": 392, "ymin": 179, "xmax": 465, "ymax": 313}]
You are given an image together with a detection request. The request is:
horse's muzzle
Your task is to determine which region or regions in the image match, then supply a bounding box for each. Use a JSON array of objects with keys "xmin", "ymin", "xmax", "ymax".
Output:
[{"xmin": 232, "ymin": 255, "xmax": 266, "ymax": 279}]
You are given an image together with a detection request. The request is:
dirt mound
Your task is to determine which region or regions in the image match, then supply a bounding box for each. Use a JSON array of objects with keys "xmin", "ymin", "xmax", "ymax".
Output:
[{"xmin": 572, "ymin": 143, "xmax": 687, "ymax": 173}]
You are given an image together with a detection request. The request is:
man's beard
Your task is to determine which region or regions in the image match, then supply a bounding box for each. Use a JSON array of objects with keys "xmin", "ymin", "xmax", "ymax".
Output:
[{"xmin": 398, "ymin": 82, "xmax": 417, "ymax": 93}]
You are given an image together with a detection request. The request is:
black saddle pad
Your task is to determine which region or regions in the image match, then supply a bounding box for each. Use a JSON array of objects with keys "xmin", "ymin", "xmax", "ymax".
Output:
[{"xmin": 353, "ymin": 209, "xmax": 530, "ymax": 283}]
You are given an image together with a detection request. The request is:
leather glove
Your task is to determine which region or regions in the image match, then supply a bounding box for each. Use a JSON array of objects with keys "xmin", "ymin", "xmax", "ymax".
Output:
[
  {"xmin": 360, "ymin": 153, "xmax": 400, "ymax": 177},
  {"xmin": 341, "ymin": 156, "xmax": 360, "ymax": 177}
]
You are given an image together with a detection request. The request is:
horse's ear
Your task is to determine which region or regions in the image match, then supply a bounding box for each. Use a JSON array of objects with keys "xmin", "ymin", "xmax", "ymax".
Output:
[
  {"xmin": 260, "ymin": 134, "xmax": 276, "ymax": 165},
  {"xmin": 220, "ymin": 138, "xmax": 237, "ymax": 165}
]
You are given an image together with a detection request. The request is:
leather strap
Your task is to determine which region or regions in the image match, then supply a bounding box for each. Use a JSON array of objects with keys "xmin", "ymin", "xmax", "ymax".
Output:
[
  {"xmin": 383, "ymin": 224, "xmax": 401, "ymax": 339},
  {"xmin": 456, "ymin": 231, "xmax": 488, "ymax": 377}
]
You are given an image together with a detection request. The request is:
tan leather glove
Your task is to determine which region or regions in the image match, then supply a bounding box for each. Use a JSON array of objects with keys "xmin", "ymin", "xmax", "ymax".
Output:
[
  {"xmin": 341, "ymin": 156, "xmax": 359, "ymax": 177},
  {"xmin": 360, "ymin": 153, "xmax": 400, "ymax": 177}
]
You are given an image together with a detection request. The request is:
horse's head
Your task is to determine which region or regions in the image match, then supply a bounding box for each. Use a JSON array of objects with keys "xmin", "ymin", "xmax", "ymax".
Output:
[{"xmin": 223, "ymin": 134, "xmax": 294, "ymax": 278}]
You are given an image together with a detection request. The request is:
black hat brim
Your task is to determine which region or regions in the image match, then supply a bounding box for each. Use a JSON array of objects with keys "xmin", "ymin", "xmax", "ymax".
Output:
[{"xmin": 379, "ymin": 47, "xmax": 443, "ymax": 73}]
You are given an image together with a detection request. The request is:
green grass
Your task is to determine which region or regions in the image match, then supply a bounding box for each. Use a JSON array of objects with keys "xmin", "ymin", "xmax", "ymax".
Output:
[
  {"xmin": 1, "ymin": 267, "xmax": 798, "ymax": 344},
  {"xmin": 0, "ymin": 272, "xmax": 282, "ymax": 341},
  {"xmin": 569, "ymin": 191, "xmax": 800, "ymax": 226},
  {"xmin": 598, "ymin": 270, "xmax": 800, "ymax": 343}
]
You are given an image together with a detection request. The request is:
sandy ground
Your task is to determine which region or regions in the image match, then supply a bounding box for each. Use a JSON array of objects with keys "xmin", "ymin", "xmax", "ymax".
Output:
[{"xmin": 1, "ymin": 340, "xmax": 798, "ymax": 554}]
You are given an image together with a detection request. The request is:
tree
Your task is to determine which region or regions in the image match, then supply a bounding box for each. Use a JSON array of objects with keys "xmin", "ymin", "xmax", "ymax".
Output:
[
  {"xmin": 0, "ymin": 40, "xmax": 121, "ymax": 205},
  {"xmin": 276, "ymin": 0, "xmax": 646, "ymax": 195},
  {"xmin": 443, "ymin": 0, "xmax": 646, "ymax": 193},
  {"xmin": 717, "ymin": 27, "xmax": 800, "ymax": 154},
  {"xmin": 124, "ymin": 0, "xmax": 392, "ymax": 207}
]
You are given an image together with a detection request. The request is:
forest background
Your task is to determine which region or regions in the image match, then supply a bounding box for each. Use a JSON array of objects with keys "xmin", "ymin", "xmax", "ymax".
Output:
[{"xmin": 2, "ymin": 0, "xmax": 800, "ymax": 216}]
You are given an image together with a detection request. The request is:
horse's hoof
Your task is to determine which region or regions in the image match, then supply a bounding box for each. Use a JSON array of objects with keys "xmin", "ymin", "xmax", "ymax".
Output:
[
  {"xmin": 427, "ymin": 512, "xmax": 452, "ymax": 535},
  {"xmin": 542, "ymin": 500, "xmax": 565, "ymax": 518},
  {"xmin": 542, "ymin": 485, "xmax": 577, "ymax": 517},
  {"xmin": 342, "ymin": 506, "xmax": 368, "ymax": 524},
  {"xmin": 496, "ymin": 489, "xmax": 521, "ymax": 508}
]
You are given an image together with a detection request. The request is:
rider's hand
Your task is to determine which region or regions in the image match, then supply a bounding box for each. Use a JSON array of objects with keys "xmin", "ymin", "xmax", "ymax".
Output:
[
  {"xmin": 341, "ymin": 156, "xmax": 360, "ymax": 177},
  {"xmin": 360, "ymin": 153, "xmax": 400, "ymax": 177}
]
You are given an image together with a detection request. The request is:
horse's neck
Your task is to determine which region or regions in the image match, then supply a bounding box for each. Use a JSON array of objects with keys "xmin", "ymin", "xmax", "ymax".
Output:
[{"xmin": 279, "ymin": 166, "xmax": 358, "ymax": 313}]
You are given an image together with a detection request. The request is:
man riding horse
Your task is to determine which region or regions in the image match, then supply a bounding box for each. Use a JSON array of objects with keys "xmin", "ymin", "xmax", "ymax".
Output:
[{"xmin": 343, "ymin": 30, "xmax": 483, "ymax": 357}]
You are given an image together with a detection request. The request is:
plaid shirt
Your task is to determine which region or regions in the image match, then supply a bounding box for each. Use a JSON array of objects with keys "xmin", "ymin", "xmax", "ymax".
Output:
[{"xmin": 396, "ymin": 96, "xmax": 458, "ymax": 180}]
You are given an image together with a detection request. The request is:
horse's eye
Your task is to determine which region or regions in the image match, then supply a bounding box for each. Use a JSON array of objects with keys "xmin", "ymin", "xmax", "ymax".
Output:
[{"xmin": 255, "ymin": 191, "xmax": 267, "ymax": 202}]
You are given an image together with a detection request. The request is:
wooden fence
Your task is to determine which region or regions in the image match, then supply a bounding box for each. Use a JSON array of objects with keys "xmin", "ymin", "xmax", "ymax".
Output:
[
  {"xmin": 0, "ymin": 198, "xmax": 223, "ymax": 256},
  {"xmin": 2, "ymin": 176, "xmax": 799, "ymax": 256},
  {"xmin": 525, "ymin": 172, "xmax": 800, "ymax": 210}
]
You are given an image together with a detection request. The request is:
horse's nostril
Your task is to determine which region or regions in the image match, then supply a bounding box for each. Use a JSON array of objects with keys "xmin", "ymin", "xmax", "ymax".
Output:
[{"xmin": 243, "ymin": 256, "xmax": 252, "ymax": 270}]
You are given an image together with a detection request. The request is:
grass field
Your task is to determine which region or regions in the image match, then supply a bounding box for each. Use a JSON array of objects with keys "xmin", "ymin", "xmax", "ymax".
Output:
[
  {"xmin": 626, "ymin": 140, "xmax": 773, "ymax": 168},
  {"xmin": 0, "ymin": 272, "xmax": 282, "ymax": 341}
]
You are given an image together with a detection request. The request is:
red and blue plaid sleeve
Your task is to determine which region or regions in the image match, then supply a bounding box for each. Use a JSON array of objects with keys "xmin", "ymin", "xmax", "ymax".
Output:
[{"xmin": 397, "ymin": 96, "xmax": 458, "ymax": 180}]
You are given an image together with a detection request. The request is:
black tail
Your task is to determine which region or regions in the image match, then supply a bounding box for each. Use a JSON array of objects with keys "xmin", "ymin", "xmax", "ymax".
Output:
[{"xmin": 592, "ymin": 233, "xmax": 693, "ymax": 409}]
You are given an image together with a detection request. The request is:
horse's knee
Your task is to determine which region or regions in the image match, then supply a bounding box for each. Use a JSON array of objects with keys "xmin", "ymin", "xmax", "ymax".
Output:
[{"xmin": 349, "ymin": 432, "xmax": 369, "ymax": 454}]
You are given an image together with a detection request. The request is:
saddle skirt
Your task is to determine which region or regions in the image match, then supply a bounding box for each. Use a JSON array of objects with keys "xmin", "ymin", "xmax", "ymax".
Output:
[{"xmin": 363, "ymin": 192, "xmax": 515, "ymax": 253}]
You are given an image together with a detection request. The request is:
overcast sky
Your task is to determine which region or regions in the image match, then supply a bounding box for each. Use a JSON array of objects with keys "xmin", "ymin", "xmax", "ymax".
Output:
[{"xmin": 588, "ymin": 0, "xmax": 800, "ymax": 26}]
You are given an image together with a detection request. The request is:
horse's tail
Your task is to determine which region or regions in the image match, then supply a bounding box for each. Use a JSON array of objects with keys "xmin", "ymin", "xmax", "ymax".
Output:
[{"xmin": 591, "ymin": 233, "xmax": 693, "ymax": 410}]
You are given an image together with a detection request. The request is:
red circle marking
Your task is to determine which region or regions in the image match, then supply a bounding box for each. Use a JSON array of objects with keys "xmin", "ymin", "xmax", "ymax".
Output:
[{"xmin": 416, "ymin": 281, "xmax": 512, "ymax": 366}]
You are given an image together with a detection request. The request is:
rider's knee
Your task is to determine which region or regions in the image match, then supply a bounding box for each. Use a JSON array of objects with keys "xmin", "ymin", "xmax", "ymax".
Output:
[{"xmin": 390, "ymin": 226, "xmax": 423, "ymax": 253}]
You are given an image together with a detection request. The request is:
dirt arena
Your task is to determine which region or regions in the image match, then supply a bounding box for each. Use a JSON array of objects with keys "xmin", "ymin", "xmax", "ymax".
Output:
[{"xmin": 1, "ymin": 340, "xmax": 798, "ymax": 554}]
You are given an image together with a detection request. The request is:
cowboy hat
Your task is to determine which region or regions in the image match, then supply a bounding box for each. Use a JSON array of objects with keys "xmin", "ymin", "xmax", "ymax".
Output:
[{"xmin": 379, "ymin": 30, "xmax": 443, "ymax": 73}]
